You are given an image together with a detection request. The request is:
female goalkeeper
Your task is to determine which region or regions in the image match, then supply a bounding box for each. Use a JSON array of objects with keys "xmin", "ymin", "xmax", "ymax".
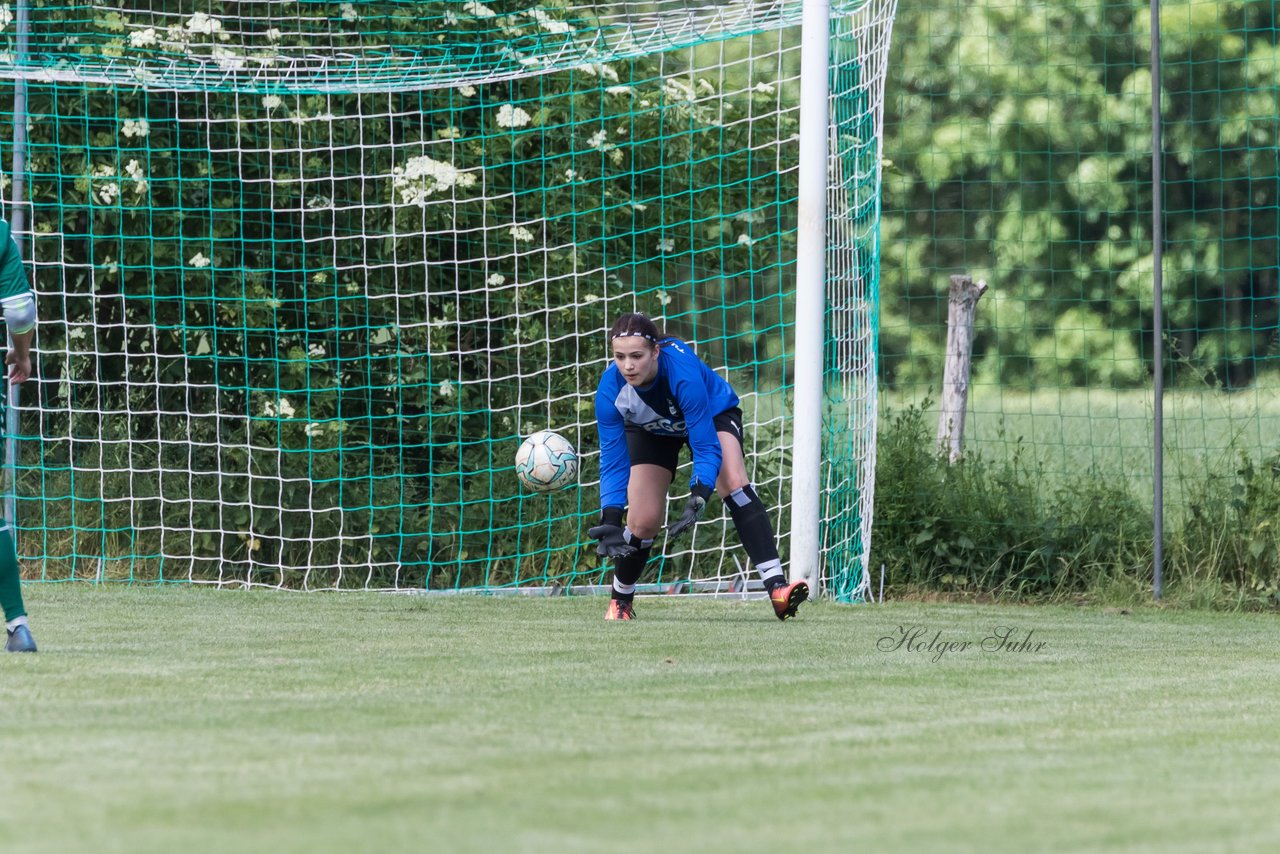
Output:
[{"xmin": 588, "ymin": 312, "xmax": 807, "ymax": 621}]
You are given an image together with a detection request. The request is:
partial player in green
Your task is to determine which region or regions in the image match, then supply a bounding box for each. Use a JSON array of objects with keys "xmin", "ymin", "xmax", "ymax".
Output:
[{"xmin": 0, "ymin": 217, "xmax": 37, "ymax": 652}]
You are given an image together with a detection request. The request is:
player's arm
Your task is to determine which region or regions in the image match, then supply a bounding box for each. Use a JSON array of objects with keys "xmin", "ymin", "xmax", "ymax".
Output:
[
  {"xmin": 4, "ymin": 324, "xmax": 33, "ymax": 385},
  {"xmin": 676, "ymin": 367, "xmax": 722, "ymax": 494},
  {"xmin": 588, "ymin": 381, "xmax": 636, "ymax": 558},
  {"xmin": 666, "ymin": 367, "xmax": 720, "ymax": 539}
]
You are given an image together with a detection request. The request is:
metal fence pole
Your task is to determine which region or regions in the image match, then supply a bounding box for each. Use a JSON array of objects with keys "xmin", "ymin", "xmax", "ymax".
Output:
[{"xmin": 1151, "ymin": 0, "xmax": 1165, "ymax": 600}]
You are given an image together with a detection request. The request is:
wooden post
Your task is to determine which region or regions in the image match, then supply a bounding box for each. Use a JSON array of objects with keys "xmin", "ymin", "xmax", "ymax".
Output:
[{"xmin": 937, "ymin": 274, "xmax": 988, "ymax": 462}]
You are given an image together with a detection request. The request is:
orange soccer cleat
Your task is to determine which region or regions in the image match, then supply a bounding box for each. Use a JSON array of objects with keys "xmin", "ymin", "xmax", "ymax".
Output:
[
  {"xmin": 769, "ymin": 579, "xmax": 809, "ymax": 621},
  {"xmin": 604, "ymin": 599, "xmax": 635, "ymax": 621}
]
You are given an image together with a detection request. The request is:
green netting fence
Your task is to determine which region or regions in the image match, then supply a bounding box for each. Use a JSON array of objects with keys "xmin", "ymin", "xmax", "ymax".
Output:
[{"xmin": 877, "ymin": 0, "xmax": 1280, "ymax": 597}]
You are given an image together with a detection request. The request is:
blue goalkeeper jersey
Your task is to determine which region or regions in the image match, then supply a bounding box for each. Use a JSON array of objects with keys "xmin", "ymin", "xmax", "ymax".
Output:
[{"xmin": 595, "ymin": 338, "xmax": 739, "ymax": 510}]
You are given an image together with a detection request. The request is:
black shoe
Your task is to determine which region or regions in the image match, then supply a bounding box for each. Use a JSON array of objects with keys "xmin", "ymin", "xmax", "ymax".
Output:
[{"xmin": 5, "ymin": 624, "xmax": 36, "ymax": 653}]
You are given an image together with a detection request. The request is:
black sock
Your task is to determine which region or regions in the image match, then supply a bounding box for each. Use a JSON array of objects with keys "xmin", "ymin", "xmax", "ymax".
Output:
[
  {"xmin": 725, "ymin": 485, "xmax": 786, "ymax": 591},
  {"xmin": 611, "ymin": 528, "xmax": 653, "ymax": 601}
]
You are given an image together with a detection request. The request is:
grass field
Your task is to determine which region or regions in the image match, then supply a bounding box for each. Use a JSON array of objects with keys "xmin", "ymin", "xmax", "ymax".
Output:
[{"xmin": 3, "ymin": 586, "xmax": 1279, "ymax": 853}]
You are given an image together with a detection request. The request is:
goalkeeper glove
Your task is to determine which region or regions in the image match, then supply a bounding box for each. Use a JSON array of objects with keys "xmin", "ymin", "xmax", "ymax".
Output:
[
  {"xmin": 667, "ymin": 482, "xmax": 714, "ymax": 540},
  {"xmin": 588, "ymin": 507, "xmax": 636, "ymax": 558}
]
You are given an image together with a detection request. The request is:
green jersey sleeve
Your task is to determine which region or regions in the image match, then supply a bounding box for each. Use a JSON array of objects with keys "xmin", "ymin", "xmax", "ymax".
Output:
[{"xmin": 0, "ymin": 219, "xmax": 31, "ymax": 301}]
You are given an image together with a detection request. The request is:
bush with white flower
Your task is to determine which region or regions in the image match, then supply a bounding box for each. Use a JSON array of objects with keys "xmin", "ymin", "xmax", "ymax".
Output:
[{"xmin": 391, "ymin": 155, "xmax": 478, "ymax": 207}]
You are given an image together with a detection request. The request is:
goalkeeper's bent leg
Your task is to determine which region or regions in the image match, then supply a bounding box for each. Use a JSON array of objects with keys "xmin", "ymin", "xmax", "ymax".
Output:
[
  {"xmin": 725, "ymin": 485, "xmax": 785, "ymax": 591},
  {"xmin": 0, "ymin": 526, "xmax": 27, "ymax": 625},
  {"xmin": 610, "ymin": 527, "xmax": 654, "ymax": 602}
]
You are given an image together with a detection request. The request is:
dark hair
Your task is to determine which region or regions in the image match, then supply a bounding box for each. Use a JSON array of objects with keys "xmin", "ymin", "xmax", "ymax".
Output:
[{"xmin": 608, "ymin": 312, "xmax": 664, "ymax": 348}]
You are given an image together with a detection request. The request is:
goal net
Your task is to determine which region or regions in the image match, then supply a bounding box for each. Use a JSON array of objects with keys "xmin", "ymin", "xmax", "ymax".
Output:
[{"xmin": 0, "ymin": 0, "xmax": 895, "ymax": 600}]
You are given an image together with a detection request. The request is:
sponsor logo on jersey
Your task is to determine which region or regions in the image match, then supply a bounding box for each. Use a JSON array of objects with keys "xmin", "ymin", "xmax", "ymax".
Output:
[{"xmin": 643, "ymin": 418, "xmax": 686, "ymax": 435}]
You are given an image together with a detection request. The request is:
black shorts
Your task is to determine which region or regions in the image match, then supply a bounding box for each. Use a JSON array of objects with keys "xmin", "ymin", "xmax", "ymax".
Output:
[{"xmin": 624, "ymin": 407, "xmax": 744, "ymax": 477}]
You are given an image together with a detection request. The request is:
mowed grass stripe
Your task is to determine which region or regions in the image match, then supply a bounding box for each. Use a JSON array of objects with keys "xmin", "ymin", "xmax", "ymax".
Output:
[{"xmin": 2, "ymin": 587, "xmax": 1278, "ymax": 853}]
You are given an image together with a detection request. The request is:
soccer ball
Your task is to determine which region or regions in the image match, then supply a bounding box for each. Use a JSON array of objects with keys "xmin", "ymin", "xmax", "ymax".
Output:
[{"xmin": 515, "ymin": 430, "xmax": 579, "ymax": 492}]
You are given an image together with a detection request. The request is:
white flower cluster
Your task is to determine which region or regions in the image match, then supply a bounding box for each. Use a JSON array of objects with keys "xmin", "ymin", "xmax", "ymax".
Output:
[
  {"xmin": 290, "ymin": 111, "xmax": 336, "ymax": 127},
  {"xmin": 495, "ymin": 104, "xmax": 531, "ymax": 129},
  {"xmin": 662, "ymin": 75, "xmax": 723, "ymax": 127},
  {"xmin": 129, "ymin": 28, "xmax": 158, "ymax": 49},
  {"xmin": 189, "ymin": 252, "xmax": 211, "ymax": 268},
  {"xmin": 211, "ymin": 46, "xmax": 245, "ymax": 72},
  {"xmin": 124, "ymin": 159, "xmax": 148, "ymax": 195},
  {"xmin": 129, "ymin": 13, "xmax": 274, "ymax": 75},
  {"xmin": 463, "ymin": 1, "xmax": 496, "ymax": 17},
  {"xmin": 391, "ymin": 155, "xmax": 477, "ymax": 207},
  {"xmin": 586, "ymin": 130, "xmax": 623, "ymax": 165},
  {"xmin": 262, "ymin": 397, "xmax": 295, "ymax": 419},
  {"xmin": 92, "ymin": 163, "xmax": 118, "ymax": 204},
  {"xmin": 664, "ymin": 78, "xmax": 696, "ymax": 102},
  {"xmin": 122, "ymin": 118, "xmax": 149, "ymax": 139},
  {"xmin": 185, "ymin": 12, "xmax": 223, "ymax": 37},
  {"xmin": 0, "ymin": 5, "xmax": 13, "ymax": 30},
  {"xmin": 576, "ymin": 62, "xmax": 620, "ymax": 83},
  {"xmin": 525, "ymin": 8, "xmax": 573, "ymax": 35}
]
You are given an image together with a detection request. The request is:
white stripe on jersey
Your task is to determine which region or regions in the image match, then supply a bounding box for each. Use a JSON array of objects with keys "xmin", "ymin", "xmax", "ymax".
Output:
[{"xmin": 614, "ymin": 383, "xmax": 686, "ymax": 435}]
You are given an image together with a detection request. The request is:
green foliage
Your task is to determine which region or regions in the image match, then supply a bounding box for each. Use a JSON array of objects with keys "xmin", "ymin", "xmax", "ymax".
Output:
[
  {"xmin": 870, "ymin": 399, "xmax": 1152, "ymax": 597},
  {"xmin": 881, "ymin": 0, "xmax": 1280, "ymax": 390},
  {"xmin": 1173, "ymin": 451, "xmax": 1280, "ymax": 607},
  {"xmin": 873, "ymin": 397, "xmax": 1280, "ymax": 609}
]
